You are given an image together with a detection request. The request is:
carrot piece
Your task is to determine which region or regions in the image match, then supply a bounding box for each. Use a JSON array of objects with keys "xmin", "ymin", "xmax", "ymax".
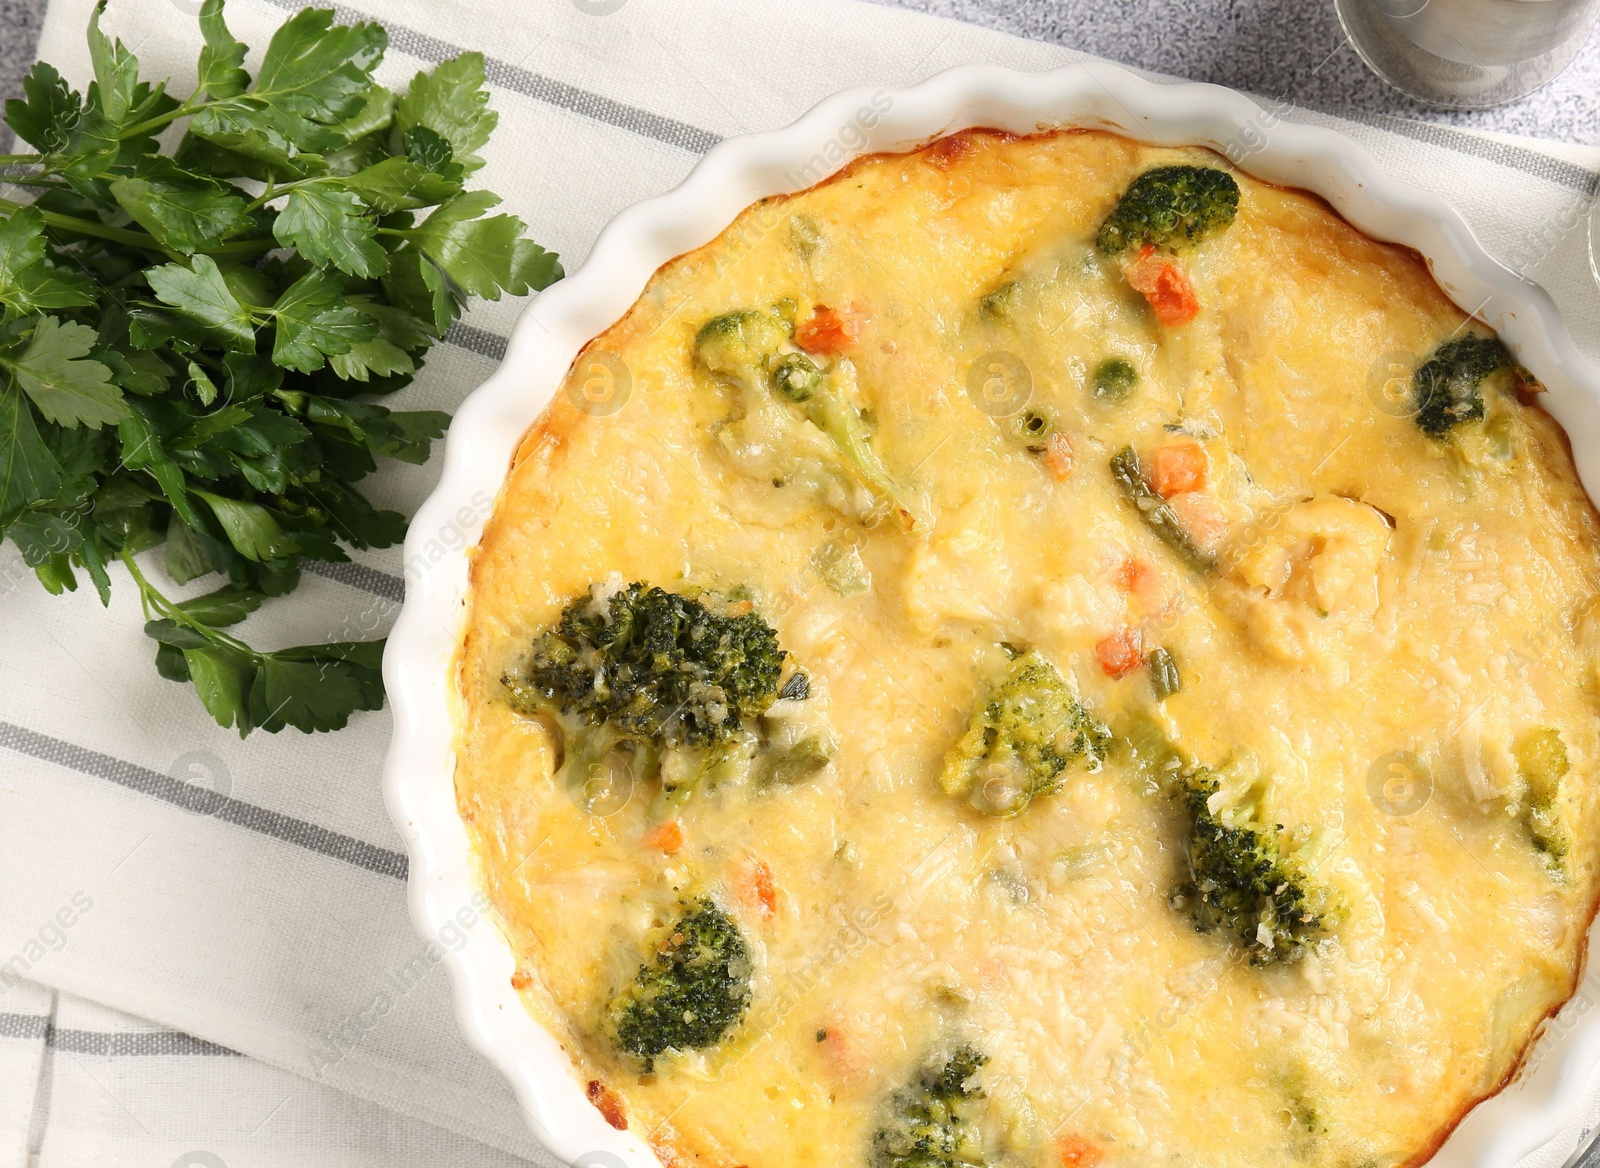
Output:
[
  {"xmin": 1123, "ymin": 245, "xmax": 1199, "ymax": 326},
  {"xmin": 1147, "ymin": 442, "xmax": 1208, "ymax": 498},
  {"xmin": 1167, "ymin": 490, "xmax": 1229, "ymax": 551},
  {"xmin": 736, "ymin": 856, "xmax": 777, "ymax": 918},
  {"xmin": 642, "ymin": 819, "xmax": 684, "ymax": 854},
  {"xmin": 1058, "ymin": 1132, "xmax": 1104, "ymax": 1168},
  {"xmin": 1044, "ymin": 430, "xmax": 1074, "ymax": 481},
  {"xmin": 815, "ymin": 1023, "xmax": 862, "ymax": 1076},
  {"xmin": 1114, "ymin": 557, "xmax": 1150, "ymax": 594},
  {"xmin": 795, "ymin": 304, "xmax": 861, "ymax": 355},
  {"xmin": 1095, "ymin": 628, "xmax": 1145, "ymax": 679}
]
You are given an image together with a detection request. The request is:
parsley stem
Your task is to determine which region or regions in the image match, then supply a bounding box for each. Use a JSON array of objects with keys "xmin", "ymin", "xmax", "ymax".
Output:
[
  {"xmin": 119, "ymin": 549, "xmax": 258, "ymax": 657},
  {"xmin": 203, "ymin": 237, "xmax": 282, "ymax": 258},
  {"xmin": 243, "ymin": 178, "xmax": 321, "ymax": 214},
  {"xmin": 0, "ymin": 153, "xmax": 45, "ymax": 165},
  {"xmin": 0, "ymin": 195, "xmax": 178, "ymax": 256},
  {"xmin": 119, "ymin": 98, "xmax": 208, "ymax": 142},
  {"xmin": 0, "ymin": 196, "xmax": 276, "ymax": 260}
]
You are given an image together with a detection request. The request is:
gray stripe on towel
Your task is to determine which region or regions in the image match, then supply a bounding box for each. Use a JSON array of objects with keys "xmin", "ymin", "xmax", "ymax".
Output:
[
  {"xmin": 0, "ymin": 723, "xmax": 408, "ymax": 881},
  {"xmin": 1350, "ymin": 112, "xmax": 1600, "ymax": 194},
  {"xmin": 443, "ymin": 321, "xmax": 510, "ymax": 363},
  {"xmin": 301, "ymin": 560, "xmax": 406, "ymax": 603},
  {"xmin": 49, "ymin": 1027, "xmax": 241, "ymax": 1057},
  {"xmin": 0, "ymin": 1013, "xmax": 49, "ymax": 1041}
]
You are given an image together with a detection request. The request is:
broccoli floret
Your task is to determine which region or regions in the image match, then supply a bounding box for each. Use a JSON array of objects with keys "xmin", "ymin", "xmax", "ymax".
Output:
[
  {"xmin": 1412, "ymin": 333, "xmax": 1511, "ymax": 439},
  {"xmin": 608, "ymin": 897, "xmax": 751, "ymax": 1069},
  {"xmin": 1514, "ymin": 726, "xmax": 1569, "ymax": 871},
  {"xmin": 695, "ymin": 309, "xmax": 792, "ymax": 389},
  {"xmin": 939, "ymin": 650, "xmax": 1110, "ymax": 817},
  {"xmin": 502, "ymin": 581, "xmax": 786, "ymax": 788},
  {"xmin": 1172, "ymin": 772, "xmax": 1333, "ymax": 965},
  {"xmin": 695, "ymin": 307, "xmax": 914, "ymax": 526},
  {"xmin": 1093, "ymin": 357, "xmax": 1138, "ymax": 404},
  {"xmin": 770, "ymin": 351, "xmax": 822, "ymax": 401},
  {"xmin": 1096, "ymin": 165, "xmax": 1240, "ymax": 255},
  {"xmin": 1110, "ymin": 447, "xmax": 1216, "ymax": 573},
  {"xmin": 872, "ymin": 1045, "xmax": 988, "ymax": 1168}
]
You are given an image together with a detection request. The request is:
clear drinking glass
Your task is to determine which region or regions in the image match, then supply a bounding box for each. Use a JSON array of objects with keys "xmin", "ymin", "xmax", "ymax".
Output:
[
  {"xmin": 1335, "ymin": 0, "xmax": 1600, "ymax": 108},
  {"xmin": 1590, "ymin": 194, "xmax": 1600, "ymax": 290}
]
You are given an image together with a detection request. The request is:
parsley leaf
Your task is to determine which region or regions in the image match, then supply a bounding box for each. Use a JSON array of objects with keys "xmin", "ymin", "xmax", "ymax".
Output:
[
  {"xmin": 365, "ymin": 408, "xmax": 448, "ymax": 464},
  {"xmin": 161, "ymin": 516, "xmax": 221, "ymax": 584},
  {"xmin": 253, "ymin": 8, "xmax": 385, "ymax": 123},
  {"xmin": 195, "ymin": 0, "xmax": 249, "ymax": 101},
  {"xmin": 383, "ymin": 246, "xmax": 460, "ymax": 335},
  {"xmin": 86, "ymin": 0, "xmax": 145, "ymax": 128},
  {"xmin": 186, "ymin": 360, "xmax": 220, "ymax": 406},
  {"xmin": 145, "ymin": 254, "xmax": 257, "ymax": 350},
  {"xmin": 0, "ymin": 207, "xmax": 48, "ymax": 277},
  {"xmin": 270, "ymin": 268, "xmax": 375, "ymax": 371},
  {"xmin": 176, "ymin": 582, "xmax": 265, "ymax": 625},
  {"xmin": 0, "ymin": 207, "xmax": 98, "ymax": 313},
  {"xmin": 183, "ymin": 643, "xmax": 256, "ymax": 732},
  {"xmin": 2, "ymin": 265, "xmax": 99, "ymax": 314},
  {"xmin": 117, "ymin": 403, "xmax": 203, "ymax": 529},
  {"xmin": 0, "ymin": 385, "xmax": 63, "ymax": 524},
  {"xmin": 328, "ymin": 333, "xmax": 413, "ymax": 382},
  {"xmin": 395, "ymin": 52, "xmax": 495, "ymax": 176},
  {"xmin": 109, "ymin": 167, "xmax": 254, "ymax": 255},
  {"xmin": 509, "ymin": 239, "xmax": 564, "ymax": 296},
  {"xmin": 273, "ymin": 182, "xmax": 387, "ymax": 276},
  {"xmin": 344, "ymin": 156, "xmax": 461, "ymax": 212},
  {"xmin": 410, "ymin": 190, "xmax": 528, "ymax": 299},
  {"xmin": 324, "ymin": 302, "xmax": 422, "ymax": 381},
  {"xmin": 189, "ymin": 7, "xmax": 385, "ymax": 166},
  {"xmin": 337, "ymin": 86, "xmax": 396, "ymax": 143},
  {"xmin": 2, "ymin": 316, "xmax": 127, "ymax": 428},
  {"xmin": 4, "ymin": 62, "xmax": 82, "ymax": 153},
  {"xmin": 193, "ymin": 488, "xmax": 299, "ymax": 560},
  {"xmin": 252, "ymin": 655, "xmax": 371, "ymax": 732}
]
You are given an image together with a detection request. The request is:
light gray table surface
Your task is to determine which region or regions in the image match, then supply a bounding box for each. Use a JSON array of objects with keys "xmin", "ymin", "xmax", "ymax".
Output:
[
  {"xmin": 2, "ymin": 0, "xmax": 1598, "ymax": 147},
  {"xmin": 870, "ymin": 0, "xmax": 1600, "ymax": 147}
]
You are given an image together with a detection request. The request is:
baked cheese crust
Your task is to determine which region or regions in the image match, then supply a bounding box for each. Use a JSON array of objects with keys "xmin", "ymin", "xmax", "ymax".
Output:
[{"xmin": 455, "ymin": 130, "xmax": 1600, "ymax": 1168}]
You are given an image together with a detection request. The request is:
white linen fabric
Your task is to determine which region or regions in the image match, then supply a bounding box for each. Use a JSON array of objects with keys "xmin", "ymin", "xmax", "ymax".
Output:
[
  {"xmin": 1, "ymin": 986, "xmax": 539, "ymax": 1166},
  {"xmin": 1, "ymin": 0, "xmax": 1598, "ymax": 1163}
]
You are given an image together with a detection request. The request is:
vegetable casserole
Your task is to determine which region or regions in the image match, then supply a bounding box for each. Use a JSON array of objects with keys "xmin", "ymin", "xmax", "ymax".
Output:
[{"xmin": 455, "ymin": 129, "xmax": 1600, "ymax": 1168}]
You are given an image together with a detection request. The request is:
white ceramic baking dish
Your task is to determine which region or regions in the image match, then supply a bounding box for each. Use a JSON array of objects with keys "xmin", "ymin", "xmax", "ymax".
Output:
[{"xmin": 382, "ymin": 59, "xmax": 1600, "ymax": 1168}]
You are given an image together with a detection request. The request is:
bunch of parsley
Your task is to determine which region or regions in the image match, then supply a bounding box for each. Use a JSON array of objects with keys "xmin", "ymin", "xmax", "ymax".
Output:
[{"xmin": 0, "ymin": 0, "xmax": 560, "ymax": 734}]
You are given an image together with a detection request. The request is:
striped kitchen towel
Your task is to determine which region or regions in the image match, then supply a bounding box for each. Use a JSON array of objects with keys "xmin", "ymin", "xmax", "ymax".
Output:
[
  {"xmin": 0, "ymin": 986, "xmax": 538, "ymax": 1166},
  {"xmin": 1, "ymin": 0, "xmax": 1597, "ymax": 1164}
]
